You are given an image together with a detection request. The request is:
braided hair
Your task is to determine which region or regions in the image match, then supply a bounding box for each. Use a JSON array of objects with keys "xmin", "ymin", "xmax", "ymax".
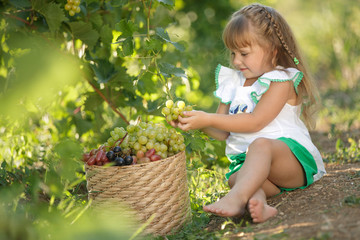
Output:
[{"xmin": 222, "ymin": 3, "xmax": 320, "ymax": 128}]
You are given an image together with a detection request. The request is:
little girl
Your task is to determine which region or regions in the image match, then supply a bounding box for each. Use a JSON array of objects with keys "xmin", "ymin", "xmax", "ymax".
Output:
[{"xmin": 172, "ymin": 3, "xmax": 326, "ymax": 223}]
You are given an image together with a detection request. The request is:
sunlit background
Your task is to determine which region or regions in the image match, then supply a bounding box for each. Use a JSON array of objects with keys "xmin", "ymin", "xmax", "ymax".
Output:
[{"xmin": 0, "ymin": 0, "xmax": 359, "ymax": 239}]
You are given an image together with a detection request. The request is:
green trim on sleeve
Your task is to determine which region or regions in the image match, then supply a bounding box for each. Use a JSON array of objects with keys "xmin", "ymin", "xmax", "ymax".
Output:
[
  {"xmin": 293, "ymin": 71, "xmax": 303, "ymax": 94},
  {"xmin": 213, "ymin": 64, "xmax": 232, "ymax": 105},
  {"xmin": 214, "ymin": 64, "xmax": 222, "ymax": 90},
  {"xmin": 213, "ymin": 93, "xmax": 232, "ymax": 105},
  {"xmin": 250, "ymin": 78, "xmax": 270, "ymax": 104},
  {"xmin": 250, "ymin": 71, "xmax": 304, "ymax": 104}
]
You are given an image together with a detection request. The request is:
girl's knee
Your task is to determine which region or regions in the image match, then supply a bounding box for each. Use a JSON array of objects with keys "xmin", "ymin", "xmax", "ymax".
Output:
[{"xmin": 248, "ymin": 137, "xmax": 273, "ymax": 151}]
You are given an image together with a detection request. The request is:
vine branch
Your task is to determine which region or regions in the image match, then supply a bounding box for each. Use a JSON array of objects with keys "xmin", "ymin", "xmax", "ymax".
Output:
[
  {"xmin": 2, "ymin": 12, "xmax": 37, "ymax": 30},
  {"xmin": 86, "ymin": 80, "xmax": 130, "ymax": 125}
]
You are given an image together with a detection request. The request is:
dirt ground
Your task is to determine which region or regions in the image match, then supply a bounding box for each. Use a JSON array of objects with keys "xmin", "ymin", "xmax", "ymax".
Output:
[{"xmin": 205, "ymin": 132, "xmax": 360, "ymax": 239}]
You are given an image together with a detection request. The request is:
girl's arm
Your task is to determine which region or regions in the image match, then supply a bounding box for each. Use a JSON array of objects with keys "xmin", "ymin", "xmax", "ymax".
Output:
[
  {"xmin": 198, "ymin": 102, "xmax": 230, "ymax": 141},
  {"xmin": 178, "ymin": 81, "xmax": 293, "ymax": 133}
]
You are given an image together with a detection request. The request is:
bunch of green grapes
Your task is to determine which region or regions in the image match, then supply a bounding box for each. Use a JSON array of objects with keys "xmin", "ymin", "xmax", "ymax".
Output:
[
  {"xmin": 84, "ymin": 122, "xmax": 186, "ymax": 167},
  {"xmin": 105, "ymin": 127, "xmax": 127, "ymax": 147},
  {"xmin": 121, "ymin": 122, "xmax": 185, "ymax": 160},
  {"xmin": 161, "ymin": 100, "xmax": 193, "ymax": 122},
  {"xmin": 64, "ymin": 0, "xmax": 81, "ymax": 16}
]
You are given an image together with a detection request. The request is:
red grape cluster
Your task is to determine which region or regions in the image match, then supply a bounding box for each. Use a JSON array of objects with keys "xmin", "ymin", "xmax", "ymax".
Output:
[{"xmin": 82, "ymin": 145, "xmax": 134, "ymax": 166}]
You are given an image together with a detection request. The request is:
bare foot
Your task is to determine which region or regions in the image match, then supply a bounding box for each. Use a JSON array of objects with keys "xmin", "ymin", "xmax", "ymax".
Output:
[
  {"xmin": 248, "ymin": 198, "xmax": 278, "ymax": 223},
  {"xmin": 203, "ymin": 193, "xmax": 245, "ymax": 217}
]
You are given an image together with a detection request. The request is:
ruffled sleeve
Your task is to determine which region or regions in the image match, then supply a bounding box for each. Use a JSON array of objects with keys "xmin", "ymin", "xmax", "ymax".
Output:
[
  {"xmin": 213, "ymin": 64, "xmax": 243, "ymax": 104},
  {"xmin": 250, "ymin": 67, "xmax": 303, "ymax": 104}
]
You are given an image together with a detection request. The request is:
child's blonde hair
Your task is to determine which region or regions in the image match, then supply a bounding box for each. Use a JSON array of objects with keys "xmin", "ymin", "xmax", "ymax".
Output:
[{"xmin": 223, "ymin": 3, "xmax": 320, "ymax": 128}]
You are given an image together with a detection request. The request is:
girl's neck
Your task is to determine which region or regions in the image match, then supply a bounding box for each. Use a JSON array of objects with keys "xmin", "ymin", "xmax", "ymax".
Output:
[{"xmin": 244, "ymin": 77, "xmax": 258, "ymax": 86}]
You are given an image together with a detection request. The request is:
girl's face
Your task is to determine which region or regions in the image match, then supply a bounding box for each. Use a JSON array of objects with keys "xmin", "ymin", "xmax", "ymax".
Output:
[{"xmin": 231, "ymin": 43, "xmax": 274, "ymax": 81}]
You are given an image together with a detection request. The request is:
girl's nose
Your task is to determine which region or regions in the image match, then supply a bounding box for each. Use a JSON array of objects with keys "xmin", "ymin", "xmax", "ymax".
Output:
[{"xmin": 233, "ymin": 55, "xmax": 242, "ymax": 67}]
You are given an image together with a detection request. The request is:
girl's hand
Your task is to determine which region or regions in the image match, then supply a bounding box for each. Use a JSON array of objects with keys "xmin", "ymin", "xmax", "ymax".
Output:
[
  {"xmin": 177, "ymin": 110, "xmax": 210, "ymax": 131},
  {"xmin": 168, "ymin": 120, "xmax": 179, "ymax": 128}
]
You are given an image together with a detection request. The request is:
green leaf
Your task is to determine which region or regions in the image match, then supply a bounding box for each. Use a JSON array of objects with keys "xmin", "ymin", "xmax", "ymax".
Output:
[
  {"xmin": 54, "ymin": 139, "xmax": 82, "ymax": 160},
  {"xmin": 32, "ymin": 0, "xmax": 67, "ymax": 33},
  {"xmin": 155, "ymin": 27, "xmax": 171, "ymax": 42},
  {"xmin": 54, "ymin": 139, "xmax": 82, "ymax": 181},
  {"xmin": 9, "ymin": 0, "xmax": 31, "ymax": 8},
  {"xmin": 89, "ymin": 13, "xmax": 103, "ymax": 30},
  {"xmin": 44, "ymin": 3, "xmax": 67, "ymax": 33},
  {"xmin": 32, "ymin": 0, "xmax": 47, "ymax": 12},
  {"xmin": 109, "ymin": 0, "xmax": 128, "ymax": 7},
  {"xmin": 170, "ymin": 41, "xmax": 185, "ymax": 51},
  {"xmin": 73, "ymin": 114, "xmax": 93, "ymax": 136},
  {"xmin": 100, "ymin": 25, "xmax": 113, "ymax": 45},
  {"xmin": 84, "ymin": 92, "xmax": 102, "ymax": 111},
  {"xmin": 69, "ymin": 21, "xmax": 100, "ymax": 49},
  {"xmin": 137, "ymin": 71, "xmax": 156, "ymax": 95},
  {"xmin": 144, "ymin": 38, "xmax": 163, "ymax": 52},
  {"xmin": 147, "ymin": 98, "xmax": 165, "ymax": 113},
  {"xmin": 115, "ymin": 19, "xmax": 138, "ymax": 38},
  {"xmin": 155, "ymin": 0, "xmax": 174, "ymax": 7},
  {"xmin": 155, "ymin": 27, "xmax": 184, "ymax": 51},
  {"xmin": 122, "ymin": 37, "xmax": 134, "ymax": 56},
  {"xmin": 188, "ymin": 137, "xmax": 206, "ymax": 152},
  {"xmin": 159, "ymin": 62, "xmax": 186, "ymax": 78},
  {"xmin": 90, "ymin": 59, "xmax": 116, "ymax": 84}
]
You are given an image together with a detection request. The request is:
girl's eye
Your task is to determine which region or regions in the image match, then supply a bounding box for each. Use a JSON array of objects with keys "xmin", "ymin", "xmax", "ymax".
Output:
[
  {"xmin": 231, "ymin": 52, "xmax": 235, "ymax": 56},
  {"xmin": 241, "ymin": 53, "xmax": 248, "ymax": 56}
]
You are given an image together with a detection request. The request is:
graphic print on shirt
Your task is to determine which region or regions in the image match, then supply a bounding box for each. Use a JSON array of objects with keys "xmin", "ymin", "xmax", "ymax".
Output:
[{"xmin": 229, "ymin": 104, "xmax": 248, "ymax": 114}]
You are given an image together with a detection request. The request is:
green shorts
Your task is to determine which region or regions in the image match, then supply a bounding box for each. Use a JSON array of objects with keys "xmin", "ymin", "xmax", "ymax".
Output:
[{"xmin": 225, "ymin": 137, "xmax": 318, "ymax": 192}]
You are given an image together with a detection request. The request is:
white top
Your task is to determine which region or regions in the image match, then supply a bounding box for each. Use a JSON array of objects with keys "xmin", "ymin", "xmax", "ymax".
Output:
[{"xmin": 213, "ymin": 65, "xmax": 326, "ymax": 181}]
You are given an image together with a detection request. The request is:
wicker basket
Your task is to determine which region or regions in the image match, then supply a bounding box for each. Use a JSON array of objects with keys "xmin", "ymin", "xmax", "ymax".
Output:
[{"xmin": 84, "ymin": 151, "xmax": 191, "ymax": 236}]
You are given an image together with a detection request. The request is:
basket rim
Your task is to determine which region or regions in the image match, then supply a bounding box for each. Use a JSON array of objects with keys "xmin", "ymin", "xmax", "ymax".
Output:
[{"xmin": 84, "ymin": 150, "xmax": 185, "ymax": 169}]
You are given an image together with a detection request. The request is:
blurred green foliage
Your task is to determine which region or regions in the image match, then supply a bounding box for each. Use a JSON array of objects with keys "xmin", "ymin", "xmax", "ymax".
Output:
[{"xmin": 0, "ymin": 0, "xmax": 359, "ymax": 239}]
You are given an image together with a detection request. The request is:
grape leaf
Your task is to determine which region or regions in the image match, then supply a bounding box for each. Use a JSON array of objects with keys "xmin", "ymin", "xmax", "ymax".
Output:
[
  {"xmin": 159, "ymin": 62, "xmax": 186, "ymax": 78},
  {"xmin": 187, "ymin": 137, "xmax": 206, "ymax": 152},
  {"xmin": 122, "ymin": 37, "xmax": 134, "ymax": 56},
  {"xmin": 9, "ymin": 0, "xmax": 31, "ymax": 8},
  {"xmin": 84, "ymin": 92, "xmax": 103, "ymax": 111},
  {"xmin": 31, "ymin": 0, "xmax": 47, "ymax": 13},
  {"xmin": 137, "ymin": 71, "xmax": 157, "ymax": 94},
  {"xmin": 100, "ymin": 25, "xmax": 113, "ymax": 45},
  {"xmin": 44, "ymin": 3, "xmax": 67, "ymax": 33},
  {"xmin": 90, "ymin": 59, "xmax": 116, "ymax": 84},
  {"xmin": 32, "ymin": 0, "xmax": 67, "ymax": 33},
  {"xmin": 73, "ymin": 113, "xmax": 93, "ymax": 136},
  {"xmin": 69, "ymin": 21, "xmax": 100, "ymax": 49},
  {"xmin": 109, "ymin": 0, "xmax": 128, "ymax": 7},
  {"xmin": 115, "ymin": 19, "xmax": 138, "ymax": 38},
  {"xmin": 144, "ymin": 38, "xmax": 163, "ymax": 52},
  {"xmin": 155, "ymin": 0, "xmax": 174, "ymax": 9},
  {"xmin": 155, "ymin": 27, "xmax": 184, "ymax": 51},
  {"xmin": 155, "ymin": 27, "xmax": 171, "ymax": 42},
  {"xmin": 89, "ymin": 13, "xmax": 103, "ymax": 30},
  {"xmin": 147, "ymin": 98, "xmax": 164, "ymax": 113},
  {"xmin": 170, "ymin": 41, "xmax": 185, "ymax": 52}
]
